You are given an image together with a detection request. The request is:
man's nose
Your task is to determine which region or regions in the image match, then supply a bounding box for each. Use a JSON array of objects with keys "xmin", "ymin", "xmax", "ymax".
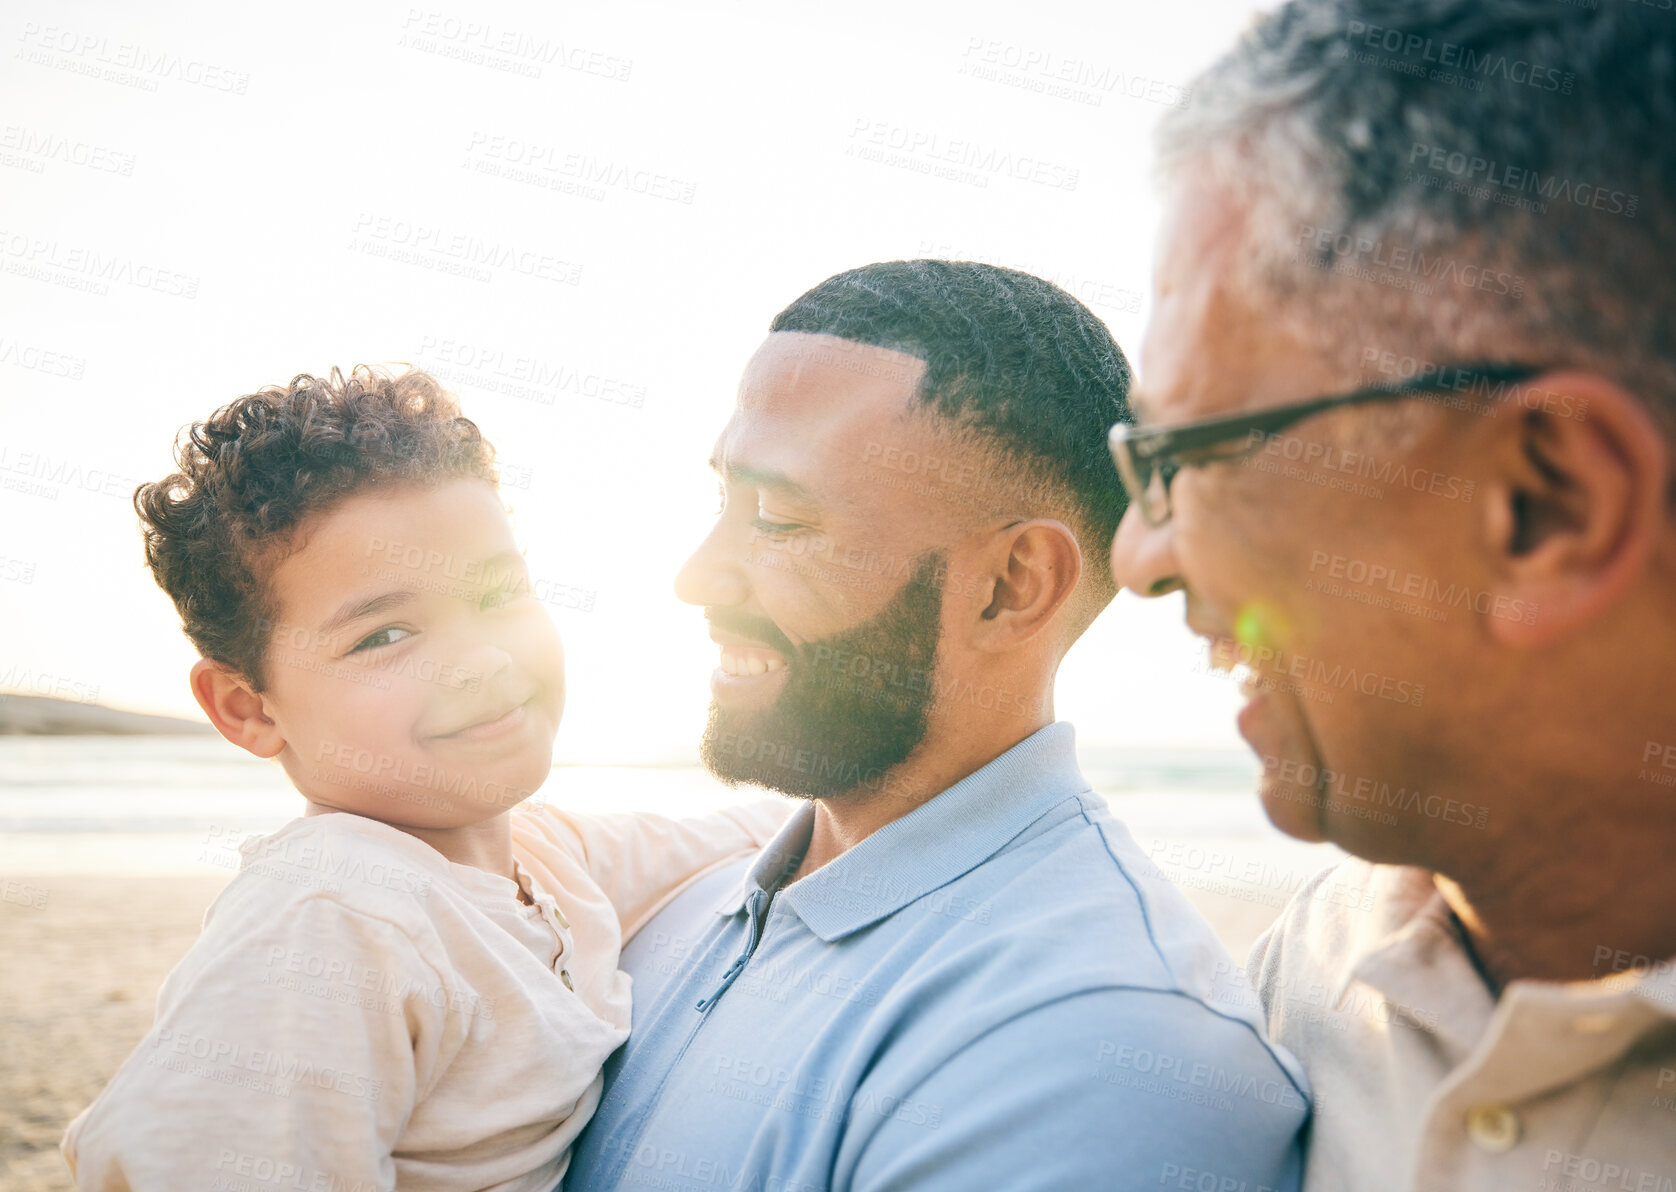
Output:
[
  {"xmin": 1109, "ymin": 506, "xmax": 1184, "ymax": 598},
  {"xmin": 674, "ymin": 519, "xmax": 750, "ymax": 608}
]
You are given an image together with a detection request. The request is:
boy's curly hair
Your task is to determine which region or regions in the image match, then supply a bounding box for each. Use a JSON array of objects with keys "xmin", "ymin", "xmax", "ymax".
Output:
[{"xmin": 135, "ymin": 365, "xmax": 498, "ymax": 691}]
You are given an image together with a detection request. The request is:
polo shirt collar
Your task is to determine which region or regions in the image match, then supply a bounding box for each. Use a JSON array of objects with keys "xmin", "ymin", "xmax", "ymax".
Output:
[
  {"xmin": 1347, "ymin": 866, "xmax": 1676, "ymax": 1078},
  {"xmin": 713, "ymin": 722, "xmax": 1088, "ymax": 941}
]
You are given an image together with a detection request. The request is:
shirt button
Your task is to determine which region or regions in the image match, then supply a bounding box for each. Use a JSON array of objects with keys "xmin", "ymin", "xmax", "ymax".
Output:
[
  {"xmin": 1465, "ymin": 1104, "xmax": 1520, "ymax": 1153},
  {"xmin": 552, "ymin": 904, "xmax": 570, "ymax": 929},
  {"xmin": 560, "ymin": 968, "xmax": 574, "ymax": 991}
]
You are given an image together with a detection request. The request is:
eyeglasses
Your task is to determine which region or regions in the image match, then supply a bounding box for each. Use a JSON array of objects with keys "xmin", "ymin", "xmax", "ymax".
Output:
[{"xmin": 1108, "ymin": 363, "xmax": 1545, "ymax": 527}]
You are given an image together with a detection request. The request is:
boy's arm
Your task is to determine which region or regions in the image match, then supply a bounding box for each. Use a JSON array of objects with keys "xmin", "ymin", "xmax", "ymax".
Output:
[
  {"xmin": 62, "ymin": 894, "xmax": 457, "ymax": 1192},
  {"xmin": 517, "ymin": 798, "xmax": 791, "ymax": 933}
]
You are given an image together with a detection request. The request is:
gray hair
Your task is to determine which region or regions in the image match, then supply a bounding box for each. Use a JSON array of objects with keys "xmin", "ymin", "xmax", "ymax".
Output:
[{"xmin": 1157, "ymin": 0, "xmax": 1676, "ymax": 437}]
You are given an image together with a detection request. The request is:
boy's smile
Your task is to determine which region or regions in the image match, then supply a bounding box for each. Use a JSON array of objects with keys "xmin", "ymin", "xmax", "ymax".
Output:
[{"xmin": 251, "ymin": 477, "xmax": 564, "ymax": 834}]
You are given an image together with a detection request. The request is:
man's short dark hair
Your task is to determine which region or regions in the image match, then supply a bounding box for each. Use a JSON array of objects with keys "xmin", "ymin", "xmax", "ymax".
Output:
[
  {"xmin": 1159, "ymin": 0, "xmax": 1676, "ymax": 436},
  {"xmin": 769, "ymin": 259, "xmax": 1132, "ymax": 591}
]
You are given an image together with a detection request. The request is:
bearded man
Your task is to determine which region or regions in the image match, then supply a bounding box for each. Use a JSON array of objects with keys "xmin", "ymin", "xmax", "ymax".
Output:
[{"xmin": 566, "ymin": 260, "xmax": 1308, "ymax": 1192}]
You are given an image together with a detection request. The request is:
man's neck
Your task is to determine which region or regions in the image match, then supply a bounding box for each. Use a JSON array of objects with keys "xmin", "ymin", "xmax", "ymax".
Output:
[
  {"xmin": 1434, "ymin": 841, "xmax": 1676, "ymax": 990},
  {"xmin": 785, "ymin": 717, "xmax": 1048, "ymax": 885}
]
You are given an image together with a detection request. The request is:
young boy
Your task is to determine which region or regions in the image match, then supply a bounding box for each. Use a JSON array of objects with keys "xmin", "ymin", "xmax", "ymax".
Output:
[{"xmin": 62, "ymin": 366, "xmax": 787, "ymax": 1192}]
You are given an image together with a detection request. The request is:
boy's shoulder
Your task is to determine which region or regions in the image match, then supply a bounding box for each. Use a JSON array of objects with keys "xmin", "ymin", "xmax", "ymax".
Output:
[{"xmin": 213, "ymin": 813, "xmax": 451, "ymax": 932}]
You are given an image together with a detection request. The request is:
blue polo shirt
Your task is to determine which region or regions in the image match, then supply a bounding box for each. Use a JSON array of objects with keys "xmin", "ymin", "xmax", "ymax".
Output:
[{"xmin": 566, "ymin": 723, "xmax": 1308, "ymax": 1191}]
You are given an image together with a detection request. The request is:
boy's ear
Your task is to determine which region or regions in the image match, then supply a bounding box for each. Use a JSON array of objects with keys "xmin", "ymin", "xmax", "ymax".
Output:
[{"xmin": 189, "ymin": 658, "xmax": 285, "ymax": 759}]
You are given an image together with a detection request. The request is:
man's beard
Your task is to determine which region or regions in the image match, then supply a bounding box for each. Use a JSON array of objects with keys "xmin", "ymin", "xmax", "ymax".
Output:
[{"xmin": 700, "ymin": 552, "xmax": 945, "ymax": 800}]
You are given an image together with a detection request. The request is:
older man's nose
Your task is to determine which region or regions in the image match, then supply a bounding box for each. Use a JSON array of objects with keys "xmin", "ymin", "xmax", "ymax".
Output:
[{"xmin": 1109, "ymin": 507, "xmax": 1184, "ymax": 598}]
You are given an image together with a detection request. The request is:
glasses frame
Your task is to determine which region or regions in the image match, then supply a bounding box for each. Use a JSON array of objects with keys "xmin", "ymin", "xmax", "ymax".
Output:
[{"xmin": 1108, "ymin": 363, "xmax": 1545, "ymax": 527}]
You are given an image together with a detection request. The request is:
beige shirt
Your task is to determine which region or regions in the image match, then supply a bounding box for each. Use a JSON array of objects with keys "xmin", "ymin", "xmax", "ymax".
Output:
[
  {"xmin": 62, "ymin": 800, "xmax": 787, "ymax": 1192},
  {"xmin": 1246, "ymin": 859, "xmax": 1676, "ymax": 1192}
]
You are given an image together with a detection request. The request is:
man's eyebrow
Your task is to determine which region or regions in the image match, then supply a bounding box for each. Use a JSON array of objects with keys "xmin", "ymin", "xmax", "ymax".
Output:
[{"xmin": 709, "ymin": 459, "xmax": 817, "ymax": 503}]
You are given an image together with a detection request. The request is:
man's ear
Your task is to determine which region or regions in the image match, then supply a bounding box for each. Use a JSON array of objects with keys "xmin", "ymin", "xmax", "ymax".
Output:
[
  {"xmin": 189, "ymin": 658, "xmax": 286, "ymax": 759},
  {"xmin": 1480, "ymin": 371, "xmax": 1671, "ymax": 647},
  {"xmin": 971, "ymin": 519, "xmax": 1083, "ymax": 651}
]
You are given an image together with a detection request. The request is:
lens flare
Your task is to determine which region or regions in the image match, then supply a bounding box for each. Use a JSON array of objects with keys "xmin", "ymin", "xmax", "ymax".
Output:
[{"xmin": 1234, "ymin": 601, "xmax": 1290, "ymax": 657}]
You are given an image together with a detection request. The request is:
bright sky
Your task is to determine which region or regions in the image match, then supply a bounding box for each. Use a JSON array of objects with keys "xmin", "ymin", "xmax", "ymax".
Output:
[{"xmin": 0, "ymin": 0, "xmax": 1270, "ymax": 762}]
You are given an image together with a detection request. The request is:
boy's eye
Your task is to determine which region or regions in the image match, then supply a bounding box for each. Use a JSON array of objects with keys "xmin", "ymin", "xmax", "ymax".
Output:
[{"xmin": 350, "ymin": 626, "xmax": 412, "ymax": 653}]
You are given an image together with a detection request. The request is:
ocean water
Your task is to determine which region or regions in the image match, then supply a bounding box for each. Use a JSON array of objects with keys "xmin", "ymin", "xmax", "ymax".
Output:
[{"xmin": 0, "ymin": 736, "xmax": 1338, "ymax": 881}]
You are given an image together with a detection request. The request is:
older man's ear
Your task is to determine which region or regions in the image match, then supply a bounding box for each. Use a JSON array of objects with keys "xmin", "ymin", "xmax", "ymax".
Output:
[{"xmin": 1476, "ymin": 371, "xmax": 1672, "ymax": 648}]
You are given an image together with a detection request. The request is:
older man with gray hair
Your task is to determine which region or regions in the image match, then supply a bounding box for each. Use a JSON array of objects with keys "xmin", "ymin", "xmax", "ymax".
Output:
[{"xmin": 1110, "ymin": 1, "xmax": 1676, "ymax": 1189}]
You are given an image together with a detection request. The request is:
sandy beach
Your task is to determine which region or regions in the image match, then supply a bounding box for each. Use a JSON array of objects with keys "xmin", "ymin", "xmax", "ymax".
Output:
[
  {"xmin": 0, "ymin": 876, "xmax": 232, "ymax": 1192},
  {"xmin": 0, "ymin": 858, "xmax": 1296, "ymax": 1191}
]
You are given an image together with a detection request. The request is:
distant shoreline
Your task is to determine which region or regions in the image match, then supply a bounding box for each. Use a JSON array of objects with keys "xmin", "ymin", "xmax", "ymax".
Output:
[{"xmin": 0, "ymin": 694, "xmax": 212, "ymax": 736}]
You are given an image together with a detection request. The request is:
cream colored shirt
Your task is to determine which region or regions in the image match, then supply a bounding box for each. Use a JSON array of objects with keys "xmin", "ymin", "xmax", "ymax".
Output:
[
  {"xmin": 62, "ymin": 800, "xmax": 788, "ymax": 1192},
  {"xmin": 1246, "ymin": 859, "xmax": 1676, "ymax": 1192}
]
